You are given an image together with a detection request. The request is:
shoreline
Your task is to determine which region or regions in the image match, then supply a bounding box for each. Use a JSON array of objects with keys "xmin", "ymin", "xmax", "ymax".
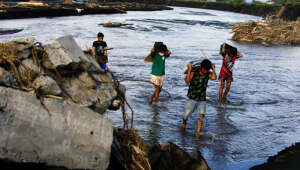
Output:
[
  {"xmin": 0, "ymin": 2, "xmax": 172, "ymax": 20},
  {"xmin": 1, "ymin": 1, "xmax": 299, "ymax": 21},
  {"xmin": 118, "ymin": 0, "xmax": 299, "ymax": 20}
]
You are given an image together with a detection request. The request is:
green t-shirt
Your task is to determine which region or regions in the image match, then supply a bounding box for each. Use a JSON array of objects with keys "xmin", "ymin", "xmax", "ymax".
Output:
[
  {"xmin": 187, "ymin": 71, "xmax": 210, "ymax": 101},
  {"xmin": 151, "ymin": 53, "xmax": 165, "ymax": 76}
]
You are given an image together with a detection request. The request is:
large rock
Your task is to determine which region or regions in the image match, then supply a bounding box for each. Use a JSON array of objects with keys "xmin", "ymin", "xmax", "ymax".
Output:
[
  {"xmin": 61, "ymin": 71, "xmax": 118, "ymax": 114},
  {"xmin": 12, "ymin": 37, "xmax": 35, "ymax": 60},
  {"xmin": 0, "ymin": 86, "xmax": 113, "ymax": 170},
  {"xmin": 33, "ymin": 75, "xmax": 62, "ymax": 95},
  {"xmin": 250, "ymin": 142, "xmax": 300, "ymax": 170},
  {"xmin": 0, "ymin": 67, "xmax": 17, "ymax": 87},
  {"xmin": 149, "ymin": 142, "xmax": 210, "ymax": 170},
  {"xmin": 44, "ymin": 36, "xmax": 89, "ymax": 70}
]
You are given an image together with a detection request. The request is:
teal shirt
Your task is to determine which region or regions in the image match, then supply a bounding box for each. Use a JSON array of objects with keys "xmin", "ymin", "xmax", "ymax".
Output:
[{"xmin": 151, "ymin": 53, "xmax": 165, "ymax": 76}]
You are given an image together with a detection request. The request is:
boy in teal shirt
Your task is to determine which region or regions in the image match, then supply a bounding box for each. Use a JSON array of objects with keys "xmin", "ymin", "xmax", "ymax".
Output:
[{"xmin": 149, "ymin": 43, "xmax": 171, "ymax": 104}]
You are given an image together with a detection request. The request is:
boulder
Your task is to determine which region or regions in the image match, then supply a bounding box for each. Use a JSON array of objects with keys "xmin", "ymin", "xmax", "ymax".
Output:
[
  {"xmin": 0, "ymin": 86, "xmax": 113, "ymax": 170},
  {"xmin": 61, "ymin": 71, "xmax": 118, "ymax": 114},
  {"xmin": 0, "ymin": 67, "xmax": 17, "ymax": 87},
  {"xmin": 33, "ymin": 75, "xmax": 62, "ymax": 95},
  {"xmin": 18, "ymin": 58, "xmax": 41, "ymax": 82},
  {"xmin": 250, "ymin": 142, "xmax": 300, "ymax": 170},
  {"xmin": 44, "ymin": 36, "xmax": 89, "ymax": 70},
  {"xmin": 149, "ymin": 142, "xmax": 210, "ymax": 170},
  {"xmin": 12, "ymin": 37, "xmax": 35, "ymax": 60},
  {"xmin": 19, "ymin": 58, "xmax": 41, "ymax": 74}
]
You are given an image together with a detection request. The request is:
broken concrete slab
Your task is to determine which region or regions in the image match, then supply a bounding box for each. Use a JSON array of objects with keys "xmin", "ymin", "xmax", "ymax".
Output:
[
  {"xmin": 33, "ymin": 75, "xmax": 61, "ymax": 95},
  {"xmin": 44, "ymin": 36, "xmax": 89, "ymax": 70},
  {"xmin": 0, "ymin": 67, "xmax": 17, "ymax": 87},
  {"xmin": 0, "ymin": 86, "xmax": 113, "ymax": 170},
  {"xmin": 61, "ymin": 71, "xmax": 118, "ymax": 113}
]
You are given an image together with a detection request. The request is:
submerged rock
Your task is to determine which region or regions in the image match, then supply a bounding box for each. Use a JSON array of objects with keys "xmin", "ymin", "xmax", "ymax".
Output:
[
  {"xmin": 0, "ymin": 86, "xmax": 113, "ymax": 170},
  {"xmin": 104, "ymin": 22, "xmax": 122, "ymax": 28}
]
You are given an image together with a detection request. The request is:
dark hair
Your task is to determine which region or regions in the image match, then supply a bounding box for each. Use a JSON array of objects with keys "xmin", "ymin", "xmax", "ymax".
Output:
[
  {"xmin": 97, "ymin": 32, "xmax": 104, "ymax": 38},
  {"xmin": 201, "ymin": 59, "xmax": 212, "ymax": 70}
]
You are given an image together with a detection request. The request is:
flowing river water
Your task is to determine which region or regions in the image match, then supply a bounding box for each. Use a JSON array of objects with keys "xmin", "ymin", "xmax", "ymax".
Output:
[{"xmin": 1, "ymin": 6, "xmax": 300, "ymax": 170}]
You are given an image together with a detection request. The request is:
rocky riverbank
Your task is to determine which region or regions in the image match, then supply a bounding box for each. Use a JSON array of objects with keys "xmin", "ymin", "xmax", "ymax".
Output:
[
  {"xmin": 251, "ymin": 142, "xmax": 300, "ymax": 170},
  {"xmin": 0, "ymin": 2, "xmax": 172, "ymax": 20},
  {"xmin": 0, "ymin": 35, "xmax": 122, "ymax": 170}
]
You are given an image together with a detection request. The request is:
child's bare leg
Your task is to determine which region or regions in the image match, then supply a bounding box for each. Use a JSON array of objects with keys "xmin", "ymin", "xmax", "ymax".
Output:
[
  {"xmin": 149, "ymin": 94, "xmax": 154, "ymax": 104},
  {"xmin": 223, "ymin": 81, "xmax": 232, "ymax": 101},
  {"xmin": 179, "ymin": 119, "xmax": 187, "ymax": 131},
  {"xmin": 196, "ymin": 113, "xmax": 205, "ymax": 134},
  {"xmin": 218, "ymin": 81, "xmax": 225, "ymax": 102},
  {"xmin": 154, "ymin": 85, "xmax": 161, "ymax": 104}
]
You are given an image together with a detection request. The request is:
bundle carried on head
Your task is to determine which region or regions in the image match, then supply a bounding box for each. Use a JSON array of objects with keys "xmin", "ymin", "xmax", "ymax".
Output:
[
  {"xmin": 144, "ymin": 42, "xmax": 169, "ymax": 62},
  {"xmin": 182, "ymin": 58, "xmax": 210, "ymax": 74},
  {"xmin": 153, "ymin": 42, "xmax": 168, "ymax": 53},
  {"xmin": 220, "ymin": 43, "xmax": 237, "ymax": 57}
]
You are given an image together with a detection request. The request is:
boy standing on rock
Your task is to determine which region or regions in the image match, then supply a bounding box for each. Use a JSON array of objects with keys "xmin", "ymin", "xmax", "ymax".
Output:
[
  {"xmin": 218, "ymin": 43, "xmax": 243, "ymax": 103},
  {"xmin": 92, "ymin": 32, "xmax": 108, "ymax": 71},
  {"xmin": 179, "ymin": 59, "xmax": 216, "ymax": 136},
  {"xmin": 149, "ymin": 42, "xmax": 171, "ymax": 104}
]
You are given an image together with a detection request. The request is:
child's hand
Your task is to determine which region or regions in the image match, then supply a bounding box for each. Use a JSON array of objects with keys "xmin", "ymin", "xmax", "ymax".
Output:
[
  {"xmin": 212, "ymin": 64, "xmax": 215, "ymax": 71},
  {"xmin": 237, "ymin": 52, "xmax": 243, "ymax": 58}
]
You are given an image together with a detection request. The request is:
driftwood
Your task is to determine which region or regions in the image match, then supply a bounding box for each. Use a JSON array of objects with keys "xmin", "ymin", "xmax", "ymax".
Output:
[{"xmin": 231, "ymin": 17, "xmax": 300, "ymax": 46}]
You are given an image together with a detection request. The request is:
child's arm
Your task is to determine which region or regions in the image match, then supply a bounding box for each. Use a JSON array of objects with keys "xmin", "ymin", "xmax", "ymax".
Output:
[
  {"xmin": 185, "ymin": 64, "xmax": 194, "ymax": 85},
  {"xmin": 209, "ymin": 64, "xmax": 217, "ymax": 80},
  {"xmin": 165, "ymin": 50, "xmax": 171, "ymax": 57},
  {"xmin": 92, "ymin": 46, "xmax": 96, "ymax": 58}
]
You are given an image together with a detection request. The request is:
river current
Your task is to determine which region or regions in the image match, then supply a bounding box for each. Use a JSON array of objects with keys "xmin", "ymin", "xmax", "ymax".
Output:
[{"xmin": 1, "ymin": 6, "xmax": 300, "ymax": 170}]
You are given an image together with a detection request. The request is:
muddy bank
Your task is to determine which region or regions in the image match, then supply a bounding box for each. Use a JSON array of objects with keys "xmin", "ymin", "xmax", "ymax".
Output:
[
  {"xmin": 231, "ymin": 18, "xmax": 300, "ymax": 46},
  {"xmin": 0, "ymin": 2, "xmax": 172, "ymax": 20},
  {"xmin": 251, "ymin": 142, "xmax": 300, "ymax": 170}
]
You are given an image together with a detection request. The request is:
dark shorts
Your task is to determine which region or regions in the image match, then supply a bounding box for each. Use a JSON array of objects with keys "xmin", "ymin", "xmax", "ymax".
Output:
[
  {"xmin": 218, "ymin": 73, "xmax": 233, "ymax": 82},
  {"xmin": 99, "ymin": 63, "xmax": 107, "ymax": 70}
]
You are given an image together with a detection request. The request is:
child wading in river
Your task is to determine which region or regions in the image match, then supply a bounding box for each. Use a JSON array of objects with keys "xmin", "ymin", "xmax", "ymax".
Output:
[
  {"xmin": 218, "ymin": 43, "xmax": 243, "ymax": 103},
  {"xmin": 148, "ymin": 42, "xmax": 171, "ymax": 104},
  {"xmin": 179, "ymin": 59, "xmax": 216, "ymax": 135}
]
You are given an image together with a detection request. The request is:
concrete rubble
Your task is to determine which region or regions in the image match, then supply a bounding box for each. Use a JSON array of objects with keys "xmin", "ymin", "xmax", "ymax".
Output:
[{"xmin": 0, "ymin": 35, "xmax": 123, "ymax": 170}]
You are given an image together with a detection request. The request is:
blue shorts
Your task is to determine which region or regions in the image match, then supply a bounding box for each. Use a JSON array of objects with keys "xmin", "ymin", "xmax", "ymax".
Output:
[
  {"xmin": 99, "ymin": 63, "xmax": 107, "ymax": 70},
  {"xmin": 183, "ymin": 99, "xmax": 206, "ymax": 121}
]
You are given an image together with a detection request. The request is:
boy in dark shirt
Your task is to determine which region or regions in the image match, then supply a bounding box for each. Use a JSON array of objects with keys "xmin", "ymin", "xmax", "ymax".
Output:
[
  {"xmin": 179, "ymin": 59, "xmax": 216, "ymax": 136},
  {"xmin": 92, "ymin": 32, "xmax": 108, "ymax": 70}
]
